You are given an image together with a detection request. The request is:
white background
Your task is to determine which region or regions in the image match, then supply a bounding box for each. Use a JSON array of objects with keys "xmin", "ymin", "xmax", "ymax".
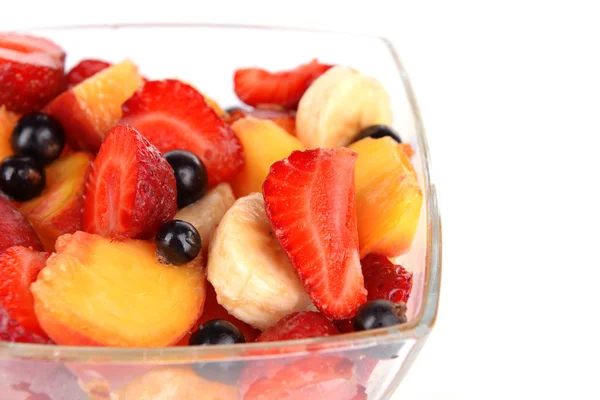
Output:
[{"xmin": 3, "ymin": 1, "xmax": 599, "ymax": 399}]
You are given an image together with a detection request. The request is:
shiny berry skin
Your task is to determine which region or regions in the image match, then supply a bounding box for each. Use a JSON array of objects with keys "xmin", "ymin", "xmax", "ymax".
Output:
[
  {"xmin": 155, "ymin": 220, "xmax": 201, "ymax": 265},
  {"xmin": 189, "ymin": 319, "xmax": 245, "ymax": 346},
  {"xmin": 353, "ymin": 300, "xmax": 407, "ymax": 331},
  {"xmin": 355, "ymin": 125, "xmax": 401, "ymax": 143},
  {"xmin": 0, "ymin": 155, "xmax": 45, "ymax": 201},
  {"xmin": 10, "ymin": 112, "xmax": 66, "ymax": 165},
  {"xmin": 164, "ymin": 150, "xmax": 209, "ymax": 208}
]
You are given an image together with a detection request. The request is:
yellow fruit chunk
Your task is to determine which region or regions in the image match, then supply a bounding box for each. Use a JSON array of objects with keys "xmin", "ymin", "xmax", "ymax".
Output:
[
  {"xmin": 31, "ymin": 232, "xmax": 206, "ymax": 347},
  {"xmin": 230, "ymin": 117, "xmax": 304, "ymax": 198},
  {"xmin": 349, "ymin": 137, "xmax": 422, "ymax": 257},
  {"xmin": 0, "ymin": 106, "xmax": 18, "ymax": 162},
  {"xmin": 116, "ymin": 368, "xmax": 237, "ymax": 400}
]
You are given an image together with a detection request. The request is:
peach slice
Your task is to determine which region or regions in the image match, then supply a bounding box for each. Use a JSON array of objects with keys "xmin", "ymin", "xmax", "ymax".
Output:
[
  {"xmin": 0, "ymin": 106, "xmax": 18, "ymax": 162},
  {"xmin": 19, "ymin": 152, "xmax": 93, "ymax": 251},
  {"xmin": 31, "ymin": 231, "xmax": 206, "ymax": 347},
  {"xmin": 115, "ymin": 368, "xmax": 237, "ymax": 400},
  {"xmin": 44, "ymin": 60, "xmax": 143, "ymax": 152},
  {"xmin": 349, "ymin": 137, "xmax": 423, "ymax": 257},
  {"xmin": 230, "ymin": 117, "xmax": 304, "ymax": 198},
  {"xmin": 174, "ymin": 183, "xmax": 235, "ymax": 260}
]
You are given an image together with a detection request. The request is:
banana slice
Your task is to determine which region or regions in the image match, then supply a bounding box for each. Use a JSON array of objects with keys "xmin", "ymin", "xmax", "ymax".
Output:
[
  {"xmin": 175, "ymin": 183, "xmax": 235, "ymax": 258},
  {"xmin": 296, "ymin": 66, "xmax": 392, "ymax": 148},
  {"xmin": 207, "ymin": 193, "xmax": 312, "ymax": 330}
]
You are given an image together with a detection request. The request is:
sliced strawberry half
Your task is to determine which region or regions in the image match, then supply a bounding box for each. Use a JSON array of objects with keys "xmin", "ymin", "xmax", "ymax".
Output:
[
  {"xmin": 234, "ymin": 59, "xmax": 332, "ymax": 109},
  {"xmin": 0, "ymin": 246, "xmax": 51, "ymax": 343},
  {"xmin": 82, "ymin": 125, "xmax": 177, "ymax": 239},
  {"xmin": 121, "ymin": 80, "xmax": 244, "ymax": 187},
  {"xmin": 0, "ymin": 33, "xmax": 65, "ymax": 113},
  {"xmin": 66, "ymin": 59, "xmax": 111, "ymax": 88},
  {"xmin": 262, "ymin": 148, "xmax": 366, "ymax": 319}
]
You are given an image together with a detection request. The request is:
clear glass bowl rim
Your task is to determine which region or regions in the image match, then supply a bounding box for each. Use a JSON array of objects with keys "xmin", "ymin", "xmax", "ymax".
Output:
[{"xmin": 0, "ymin": 23, "xmax": 442, "ymax": 364}]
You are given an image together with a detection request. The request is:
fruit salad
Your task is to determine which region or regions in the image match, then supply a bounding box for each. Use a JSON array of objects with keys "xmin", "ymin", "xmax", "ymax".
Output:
[{"xmin": 0, "ymin": 32, "xmax": 423, "ymax": 351}]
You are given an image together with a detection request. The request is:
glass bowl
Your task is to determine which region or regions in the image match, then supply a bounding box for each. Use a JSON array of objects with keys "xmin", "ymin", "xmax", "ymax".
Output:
[{"xmin": 0, "ymin": 24, "xmax": 441, "ymax": 400}]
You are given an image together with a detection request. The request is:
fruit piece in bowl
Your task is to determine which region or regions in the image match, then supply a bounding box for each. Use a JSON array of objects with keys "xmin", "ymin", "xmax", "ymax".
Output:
[
  {"xmin": 44, "ymin": 60, "xmax": 143, "ymax": 152},
  {"xmin": 0, "ymin": 246, "xmax": 51, "ymax": 344},
  {"xmin": 349, "ymin": 136, "xmax": 423, "ymax": 257},
  {"xmin": 229, "ymin": 117, "xmax": 304, "ymax": 198},
  {"xmin": 207, "ymin": 193, "xmax": 313, "ymax": 331},
  {"xmin": 82, "ymin": 124, "xmax": 177, "ymax": 240},
  {"xmin": 263, "ymin": 148, "xmax": 367, "ymax": 320},
  {"xmin": 30, "ymin": 231, "xmax": 206, "ymax": 347},
  {"xmin": 0, "ymin": 196, "xmax": 43, "ymax": 252},
  {"xmin": 0, "ymin": 33, "xmax": 65, "ymax": 114},
  {"xmin": 19, "ymin": 151, "xmax": 93, "ymax": 251}
]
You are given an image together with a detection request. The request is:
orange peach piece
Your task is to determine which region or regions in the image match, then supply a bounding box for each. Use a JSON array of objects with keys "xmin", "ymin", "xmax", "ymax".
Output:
[
  {"xmin": 44, "ymin": 60, "xmax": 143, "ymax": 152},
  {"xmin": 230, "ymin": 117, "xmax": 304, "ymax": 198},
  {"xmin": 31, "ymin": 231, "xmax": 206, "ymax": 347},
  {"xmin": 115, "ymin": 368, "xmax": 237, "ymax": 400},
  {"xmin": 0, "ymin": 105, "xmax": 18, "ymax": 162},
  {"xmin": 349, "ymin": 137, "xmax": 423, "ymax": 257},
  {"xmin": 19, "ymin": 152, "xmax": 92, "ymax": 251}
]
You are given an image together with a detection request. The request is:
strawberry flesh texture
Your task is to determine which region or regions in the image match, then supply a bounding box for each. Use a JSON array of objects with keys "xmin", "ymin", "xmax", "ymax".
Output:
[
  {"xmin": 66, "ymin": 59, "xmax": 111, "ymax": 88},
  {"xmin": 82, "ymin": 125, "xmax": 177, "ymax": 239},
  {"xmin": 0, "ymin": 246, "xmax": 51, "ymax": 343},
  {"xmin": 263, "ymin": 148, "xmax": 366, "ymax": 320},
  {"xmin": 0, "ymin": 33, "xmax": 65, "ymax": 113},
  {"xmin": 0, "ymin": 196, "xmax": 43, "ymax": 253},
  {"xmin": 121, "ymin": 80, "xmax": 244, "ymax": 187},
  {"xmin": 256, "ymin": 311, "xmax": 338, "ymax": 342},
  {"xmin": 234, "ymin": 59, "xmax": 332, "ymax": 109}
]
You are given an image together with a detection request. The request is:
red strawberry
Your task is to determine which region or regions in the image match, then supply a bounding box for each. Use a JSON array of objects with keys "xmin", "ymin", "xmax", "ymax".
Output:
[
  {"xmin": 243, "ymin": 356, "xmax": 355, "ymax": 400},
  {"xmin": 263, "ymin": 148, "xmax": 367, "ymax": 319},
  {"xmin": 256, "ymin": 311, "xmax": 339, "ymax": 342},
  {"xmin": 0, "ymin": 196, "xmax": 43, "ymax": 253},
  {"xmin": 0, "ymin": 246, "xmax": 51, "ymax": 343},
  {"xmin": 234, "ymin": 59, "xmax": 332, "ymax": 109},
  {"xmin": 362, "ymin": 253, "xmax": 413, "ymax": 303},
  {"xmin": 335, "ymin": 254, "xmax": 412, "ymax": 332},
  {"xmin": 121, "ymin": 80, "xmax": 243, "ymax": 187},
  {"xmin": 66, "ymin": 59, "xmax": 111, "ymax": 88},
  {"xmin": 82, "ymin": 124, "xmax": 177, "ymax": 239},
  {"xmin": 0, "ymin": 33, "xmax": 65, "ymax": 113}
]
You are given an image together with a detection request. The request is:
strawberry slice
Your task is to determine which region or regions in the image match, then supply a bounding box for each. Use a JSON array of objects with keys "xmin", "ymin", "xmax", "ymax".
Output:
[
  {"xmin": 0, "ymin": 196, "xmax": 43, "ymax": 253},
  {"xmin": 82, "ymin": 125, "xmax": 177, "ymax": 239},
  {"xmin": 0, "ymin": 33, "xmax": 65, "ymax": 113},
  {"xmin": 0, "ymin": 246, "xmax": 51, "ymax": 343},
  {"xmin": 234, "ymin": 59, "xmax": 332, "ymax": 109},
  {"xmin": 262, "ymin": 148, "xmax": 366, "ymax": 319},
  {"xmin": 121, "ymin": 80, "xmax": 244, "ymax": 187},
  {"xmin": 256, "ymin": 311, "xmax": 339, "ymax": 342},
  {"xmin": 66, "ymin": 59, "xmax": 111, "ymax": 88}
]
